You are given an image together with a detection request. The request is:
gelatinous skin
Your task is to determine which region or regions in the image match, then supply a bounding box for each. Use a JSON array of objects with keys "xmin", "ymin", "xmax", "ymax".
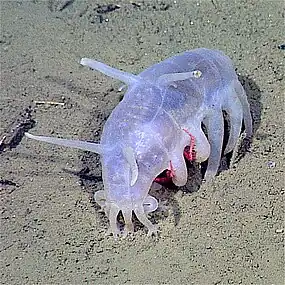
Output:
[{"xmin": 25, "ymin": 48, "xmax": 252, "ymax": 237}]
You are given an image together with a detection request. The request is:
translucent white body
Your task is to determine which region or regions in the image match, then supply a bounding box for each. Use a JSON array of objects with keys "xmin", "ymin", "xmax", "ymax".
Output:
[{"xmin": 26, "ymin": 48, "xmax": 252, "ymax": 237}]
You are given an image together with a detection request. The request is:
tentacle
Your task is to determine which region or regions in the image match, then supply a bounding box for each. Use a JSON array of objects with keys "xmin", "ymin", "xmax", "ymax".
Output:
[
  {"xmin": 223, "ymin": 97, "xmax": 243, "ymax": 154},
  {"xmin": 80, "ymin": 58, "xmax": 140, "ymax": 86},
  {"xmin": 25, "ymin": 132, "xmax": 102, "ymax": 154},
  {"xmin": 203, "ymin": 110, "xmax": 224, "ymax": 181},
  {"xmin": 157, "ymin": 70, "xmax": 202, "ymax": 85}
]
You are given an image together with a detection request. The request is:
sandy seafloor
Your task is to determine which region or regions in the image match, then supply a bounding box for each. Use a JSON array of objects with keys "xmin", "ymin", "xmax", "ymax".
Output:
[{"xmin": 0, "ymin": 0, "xmax": 284, "ymax": 284}]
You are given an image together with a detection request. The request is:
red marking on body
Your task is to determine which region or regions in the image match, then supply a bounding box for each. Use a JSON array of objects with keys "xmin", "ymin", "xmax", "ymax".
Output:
[
  {"xmin": 154, "ymin": 130, "xmax": 196, "ymax": 185},
  {"xmin": 154, "ymin": 161, "xmax": 174, "ymax": 184},
  {"xmin": 182, "ymin": 128, "xmax": 196, "ymax": 161}
]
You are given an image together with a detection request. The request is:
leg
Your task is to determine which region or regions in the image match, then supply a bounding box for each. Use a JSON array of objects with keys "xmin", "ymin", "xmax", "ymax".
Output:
[
  {"xmin": 203, "ymin": 110, "xmax": 224, "ymax": 181},
  {"xmin": 121, "ymin": 208, "xmax": 134, "ymax": 237},
  {"xmin": 154, "ymin": 161, "xmax": 175, "ymax": 184},
  {"xmin": 150, "ymin": 182, "xmax": 162, "ymax": 190},
  {"xmin": 182, "ymin": 129, "xmax": 196, "ymax": 161},
  {"xmin": 134, "ymin": 206, "xmax": 158, "ymax": 237},
  {"xmin": 94, "ymin": 190, "xmax": 106, "ymax": 208},
  {"xmin": 143, "ymin": 195, "xmax": 159, "ymax": 213},
  {"xmin": 171, "ymin": 154, "xmax": 188, "ymax": 186},
  {"xmin": 107, "ymin": 204, "xmax": 121, "ymax": 238},
  {"xmin": 223, "ymin": 96, "xmax": 243, "ymax": 154},
  {"xmin": 154, "ymin": 158, "xmax": 187, "ymax": 186},
  {"xmin": 183, "ymin": 123, "xmax": 210, "ymax": 162},
  {"xmin": 234, "ymin": 81, "xmax": 253, "ymax": 137}
]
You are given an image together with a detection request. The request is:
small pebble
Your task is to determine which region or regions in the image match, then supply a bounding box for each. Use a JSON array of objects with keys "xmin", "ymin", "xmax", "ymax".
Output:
[{"xmin": 267, "ymin": 161, "xmax": 276, "ymax": 168}]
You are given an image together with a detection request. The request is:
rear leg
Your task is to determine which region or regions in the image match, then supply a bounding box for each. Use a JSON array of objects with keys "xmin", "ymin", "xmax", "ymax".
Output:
[
  {"xmin": 223, "ymin": 96, "xmax": 243, "ymax": 154},
  {"xmin": 203, "ymin": 110, "xmax": 224, "ymax": 181},
  {"xmin": 233, "ymin": 81, "xmax": 253, "ymax": 137}
]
